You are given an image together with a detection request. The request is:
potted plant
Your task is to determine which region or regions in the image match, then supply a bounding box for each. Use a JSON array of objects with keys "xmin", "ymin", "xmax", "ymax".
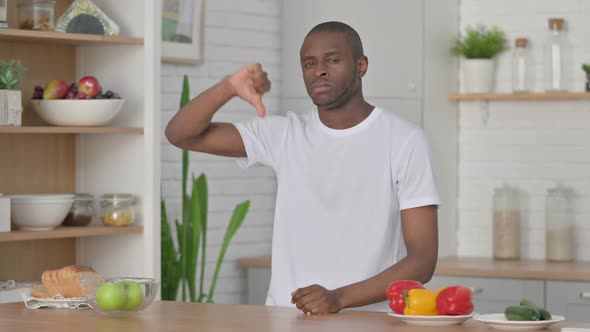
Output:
[
  {"xmin": 582, "ymin": 64, "xmax": 590, "ymax": 92},
  {"xmin": 0, "ymin": 59, "xmax": 25, "ymax": 126},
  {"xmin": 161, "ymin": 75, "xmax": 250, "ymax": 302},
  {"xmin": 452, "ymin": 25, "xmax": 508, "ymax": 93}
]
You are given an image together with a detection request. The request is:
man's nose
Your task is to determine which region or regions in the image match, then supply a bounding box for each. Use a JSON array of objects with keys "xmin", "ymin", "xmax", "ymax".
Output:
[{"xmin": 314, "ymin": 63, "xmax": 328, "ymax": 77}]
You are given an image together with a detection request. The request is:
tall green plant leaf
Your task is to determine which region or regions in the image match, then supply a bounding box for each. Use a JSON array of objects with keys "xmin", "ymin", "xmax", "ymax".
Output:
[
  {"xmin": 187, "ymin": 175, "xmax": 203, "ymax": 302},
  {"xmin": 161, "ymin": 200, "xmax": 175, "ymax": 300},
  {"xmin": 207, "ymin": 200, "xmax": 250, "ymax": 303},
  {"xmin": 175, "ymin": 215, "xmax": 187, "ymax": 301},
  {"xmin": 179, "ymin": 74, "xmax": 192, "ymax": 301},
  {"xmin": 195, "ymin": 174, "xmax": 208, "ymax": 302}
]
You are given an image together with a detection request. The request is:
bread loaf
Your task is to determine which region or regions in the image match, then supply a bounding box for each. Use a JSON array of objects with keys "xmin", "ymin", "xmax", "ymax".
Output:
[{"xmin": 34, "ymin": 265, "xmax": 102, "ymax": 298}]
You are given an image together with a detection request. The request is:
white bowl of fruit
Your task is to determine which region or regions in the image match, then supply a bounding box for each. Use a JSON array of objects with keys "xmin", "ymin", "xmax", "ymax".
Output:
[{"xmin": 32, "ymin": 76, "xmax": 124, "ymax": 127}]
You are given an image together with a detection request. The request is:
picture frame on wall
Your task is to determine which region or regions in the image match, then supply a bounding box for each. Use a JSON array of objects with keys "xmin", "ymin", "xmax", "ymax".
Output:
[{"xmin": 161, "ymin": 0, "xmax": 205, "ymax": 65}]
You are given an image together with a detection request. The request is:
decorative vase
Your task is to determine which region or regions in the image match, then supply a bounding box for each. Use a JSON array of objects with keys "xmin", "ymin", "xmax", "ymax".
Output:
[
  {"xmin": 0, "ymin": 90, "xmax": 23, "ymax": 126},
  {"xmin": 463, "ymin": 59, "xmax": 495, "ymax": 94}
]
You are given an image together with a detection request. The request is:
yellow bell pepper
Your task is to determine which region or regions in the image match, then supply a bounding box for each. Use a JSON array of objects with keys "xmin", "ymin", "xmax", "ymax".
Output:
[{"xmin": 403, "ymin": 289, "xmax": 438, "ymax": 316}]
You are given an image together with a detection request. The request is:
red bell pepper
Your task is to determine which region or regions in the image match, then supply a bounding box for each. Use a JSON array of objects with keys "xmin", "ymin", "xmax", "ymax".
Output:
[
  {"xmin": 386, "ymin": 280, "xmax": 425, "ymax": 314},
  {"xmin": 435, "ymin": 286, "xmax": 474, "ymax": 315}
]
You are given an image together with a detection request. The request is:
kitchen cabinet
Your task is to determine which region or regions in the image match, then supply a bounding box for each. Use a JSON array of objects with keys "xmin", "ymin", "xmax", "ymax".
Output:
[
  {"xmin": 281, "ymin": 0, "xmax": 460, "ymax": 257},
  {"xmin": 0, "ymin": 0, "xmax": 160, "ymax": 284},
  {"xmin": 546, "ymin": 281, "xmax": 590, "ymax": 323},
  {"xmin": 426, "ymin": 276, "xmax": 545, "ymax": 314}
]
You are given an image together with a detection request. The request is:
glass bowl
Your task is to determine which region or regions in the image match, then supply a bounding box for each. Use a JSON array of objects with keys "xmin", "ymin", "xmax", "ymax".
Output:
[{"xmin": 80, "ymin": 277, "xmax": 159, "ymax": 316}]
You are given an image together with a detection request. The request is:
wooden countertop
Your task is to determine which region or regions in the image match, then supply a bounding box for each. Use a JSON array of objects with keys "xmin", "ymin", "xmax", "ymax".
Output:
[
  {"xmin": 0, "ymin": 301, "xmax": 586, "ymax": 332},
  {"xmin": 238, "ymin": 256, "xmax": 590, "ymax": 282}
]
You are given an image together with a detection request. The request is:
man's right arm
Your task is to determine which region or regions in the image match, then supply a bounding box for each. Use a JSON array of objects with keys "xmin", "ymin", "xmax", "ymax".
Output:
[{"xmin": 164, "ymin": 64, "xmax": 271, "ymax": 157}]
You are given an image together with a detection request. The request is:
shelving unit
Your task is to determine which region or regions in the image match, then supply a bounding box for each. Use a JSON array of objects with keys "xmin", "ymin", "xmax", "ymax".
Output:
[
  {"xmin": 448, "ymin": 92, "xmax": 590, "ymax": 101},
  {"xmin": 0, "ymin": 0, "xmax": 160, "ymax": 283},
  {"xmin": 0, "ymin": 226, "xmax": 143, "ymax": 242},
  {"xmin": 0, "ymin": 28, "xmax": 143, "ymax": 46},
  {"xmin": 0, "ymin": 127, "xmax": 143, "ymax": 134}
]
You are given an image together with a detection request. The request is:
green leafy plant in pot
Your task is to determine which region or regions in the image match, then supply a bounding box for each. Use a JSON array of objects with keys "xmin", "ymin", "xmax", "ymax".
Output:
[
  {"xmin": 451, "ymin": 25, "xmax": 508, "ymax": 93},
  {"xmin": 0, "ymin": 59, "xmax": 26, "ymax": 126},
  {"xmin": 161, "ymin": 75, "xmax": 250, "ymax": 302}
]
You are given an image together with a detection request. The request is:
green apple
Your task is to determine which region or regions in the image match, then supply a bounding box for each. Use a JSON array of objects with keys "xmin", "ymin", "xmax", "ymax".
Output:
[
  {"xmin": 120, "ymin": 280, "xmax": 143, "ymax": 311},
  {"xmin": 96, "ymin": 283, "xmax": 126, "ymax": 312}
]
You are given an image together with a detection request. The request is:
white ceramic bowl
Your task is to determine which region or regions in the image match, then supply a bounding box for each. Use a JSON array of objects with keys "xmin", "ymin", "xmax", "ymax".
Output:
[
  {"xmin": 32, "ymin": 99, "xmax": 124, "ymax": 126},
  {"xmin": 10, "ymin": 194, "xmax": 74, "ymax": 231}
]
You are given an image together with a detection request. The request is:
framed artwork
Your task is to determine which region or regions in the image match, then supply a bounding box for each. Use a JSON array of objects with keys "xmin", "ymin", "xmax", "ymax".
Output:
[{"xmin": 161, "ymin": 0, "xmax": 204, "ymax": 65}]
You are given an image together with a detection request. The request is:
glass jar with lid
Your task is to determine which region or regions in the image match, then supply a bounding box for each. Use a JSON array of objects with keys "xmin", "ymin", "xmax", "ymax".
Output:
[
  {"xmin": 100, "ymin": 194, "xmax": 136, "ymax": 227},
  {"xmin": 545, "ymin": 185, "xmax": 575, "ymax": 261},
  {"xmin": 0, "ymin": 0, "xmax": 7, "ymax": 28},
  {"xmin": 493, "ymin": 185, "xmax": 521, "ymax": 260},
  {"xmin": 62, "ymin": 193, "xmax": 94, "ymax": 227},
  {"xmin": 17, "ymin": 0, "xmax": 56, "ymax": 31}
]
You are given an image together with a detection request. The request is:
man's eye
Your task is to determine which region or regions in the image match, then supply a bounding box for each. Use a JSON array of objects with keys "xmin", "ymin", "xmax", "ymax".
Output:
[
  {"xmin": 304, "ymin": 62, "xmax": 314, "ymax": 68},
  {"xmin": 328, "ymin": 58, "xmax": 339, "ymax": 63}
]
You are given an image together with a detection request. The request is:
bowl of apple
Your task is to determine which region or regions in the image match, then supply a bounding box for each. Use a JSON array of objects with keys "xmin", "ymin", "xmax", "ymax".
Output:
[
  {"xmin": 31, "ymin": 76, "xmax": 124, "ymax": 127},
  {"xmin": 80, "ymin": 277, "xmax": 159, "ymax": 316}
]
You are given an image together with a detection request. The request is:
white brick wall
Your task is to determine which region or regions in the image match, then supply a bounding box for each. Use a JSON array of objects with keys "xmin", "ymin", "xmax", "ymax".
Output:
[
  {"xmin": 160, "ymin": 0, "xmax": 281, "ymax": 304},
  {"xmin": 458, "ymin": 0, "xmax": 590, "ymax": 260}
]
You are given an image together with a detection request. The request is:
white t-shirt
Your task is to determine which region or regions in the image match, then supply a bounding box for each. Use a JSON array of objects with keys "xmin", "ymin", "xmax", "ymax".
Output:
[{"xmin": 234, "ymin": 107, "xmax": 440, "ymax": 311}]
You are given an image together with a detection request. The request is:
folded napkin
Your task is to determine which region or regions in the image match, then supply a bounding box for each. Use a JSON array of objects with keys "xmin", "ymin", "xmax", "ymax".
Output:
[{"xmin": 21, "ymin": 289, "xmax": 91, "ymax": 309}]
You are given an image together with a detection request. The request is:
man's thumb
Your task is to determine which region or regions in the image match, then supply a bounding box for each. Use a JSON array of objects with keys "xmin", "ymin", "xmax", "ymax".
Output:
[{"xmin": 251, "ymin": 94, "xmax": 266, "ymax": 117}]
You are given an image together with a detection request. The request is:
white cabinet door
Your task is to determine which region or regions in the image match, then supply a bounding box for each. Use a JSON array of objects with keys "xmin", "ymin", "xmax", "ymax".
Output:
[
  {"xmin": 281, "ymin": 0, "xmax": 423, "ymax": 99},
  {"xmin": 427, "ymin": 276, "xmax": 545, "ymax": 314},
  {"xmin": 546, "ymin": 281, "xmax": 590, "ymax": 323}
]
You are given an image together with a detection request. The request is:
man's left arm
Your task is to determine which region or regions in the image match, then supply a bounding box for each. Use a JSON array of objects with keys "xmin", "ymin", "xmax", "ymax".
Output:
[{"xmin": 291, "ymin": 205, "xmax": 438, "ymax": 314}]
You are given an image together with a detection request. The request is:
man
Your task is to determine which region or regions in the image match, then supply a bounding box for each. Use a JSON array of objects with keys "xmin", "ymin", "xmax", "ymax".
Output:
[{"xmin": 165, "ymin": 21, "xmax": 439, "ymax": 314}]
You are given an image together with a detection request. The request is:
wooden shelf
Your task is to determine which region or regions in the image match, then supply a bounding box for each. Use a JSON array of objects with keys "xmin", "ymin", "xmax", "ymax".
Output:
[
  {"xmin": 0, "ymin": 127, "xmax": 143, "ymax": 134},
  {"xmin": 0, "ymin": 29, "xmax": 143, "ymax": 46},
  {"xmin": 448, "ymin": 92, "xmax": 590, "ymax": 101},
  {"xmin": 0, "ymin": 225, "xmax": 143, "ymax": 242}
]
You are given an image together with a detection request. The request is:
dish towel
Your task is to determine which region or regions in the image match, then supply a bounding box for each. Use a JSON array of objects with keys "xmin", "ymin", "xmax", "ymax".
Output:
[{"xmin": 20, "ymin": 289, "xmax": 91, "ymax": 309}]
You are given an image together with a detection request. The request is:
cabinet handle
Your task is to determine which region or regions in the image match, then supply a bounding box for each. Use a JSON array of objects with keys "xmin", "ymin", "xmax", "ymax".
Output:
[
  {"xmin": 469, "ymin": 287, "xmax": 484, "ymax": 295},
  {"xmin": 580, "ymin": 292, "xmax": 590, "ymax": 300}
]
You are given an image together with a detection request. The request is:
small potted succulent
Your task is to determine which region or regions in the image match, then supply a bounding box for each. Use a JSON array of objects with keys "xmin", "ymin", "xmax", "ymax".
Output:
[
  {"xmin": 452, "ymin": 25, "xmax": 509, "ymax": 93},
  {"xmin": 0, "ymin": 59, "xmax": 26, "ymax": 126},
  {"xmin": 582, "ymin": 64, "xmax": 590, "ymax": 92}
]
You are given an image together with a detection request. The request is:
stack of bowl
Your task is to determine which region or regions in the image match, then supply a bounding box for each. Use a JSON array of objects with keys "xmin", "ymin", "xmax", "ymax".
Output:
[{"xmin": 10, "ymin": 194, "xmax": 74, "ymax": 231}]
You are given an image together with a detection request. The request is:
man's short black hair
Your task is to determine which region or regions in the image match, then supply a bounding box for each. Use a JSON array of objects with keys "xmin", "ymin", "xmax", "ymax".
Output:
[{"xmin": 306, "ymin": 21, "xmax": 364, "ymax": 59}]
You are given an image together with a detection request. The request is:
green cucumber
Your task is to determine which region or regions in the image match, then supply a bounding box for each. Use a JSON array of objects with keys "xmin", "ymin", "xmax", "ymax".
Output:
[
  {"xmin": 519, "ymin": 299, "xmax": 552, "ymax": 321},
  {"xmin": 505, "ymin": 305, "xmax": 541, "ymax": 321}
]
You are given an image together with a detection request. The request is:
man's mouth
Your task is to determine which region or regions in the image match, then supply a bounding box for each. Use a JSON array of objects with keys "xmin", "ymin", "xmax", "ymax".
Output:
[{"xmin": 311, "ymin": 81, "xmax": 332, "ymax": 94}]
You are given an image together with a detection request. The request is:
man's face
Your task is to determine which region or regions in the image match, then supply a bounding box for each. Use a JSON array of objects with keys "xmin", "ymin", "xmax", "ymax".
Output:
[{"xmin": 300, "ymin": 31, "xmax": 365, "ymax": 109}]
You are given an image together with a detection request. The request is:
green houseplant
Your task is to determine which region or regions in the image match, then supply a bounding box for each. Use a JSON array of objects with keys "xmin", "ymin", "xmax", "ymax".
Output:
[
  {"xmin": 161, "ymin": 75, "xmax": 250, "ymax": 302},
  {"xmin": 451, "ymin": 25, "xmax": 508, "ymax": 93},
  {"xmin": 0, "ymin": 59, "xmax": 26, "ymax": 126}
]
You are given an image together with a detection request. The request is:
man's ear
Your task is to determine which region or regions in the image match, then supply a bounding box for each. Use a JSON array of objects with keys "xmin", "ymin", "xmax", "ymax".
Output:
[{"xmin": 357, "ymin": 56, "xmax": 368, "ymax": 77}]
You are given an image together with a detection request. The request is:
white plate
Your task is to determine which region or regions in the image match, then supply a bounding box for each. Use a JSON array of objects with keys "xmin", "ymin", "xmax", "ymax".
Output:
[
  {"xmin": 388, "ymin": 312, "xmax": 474, "ymax": 326},
  {"xmin": 472, "ymin": 313, "xmax": 565, "ymax": 331}
]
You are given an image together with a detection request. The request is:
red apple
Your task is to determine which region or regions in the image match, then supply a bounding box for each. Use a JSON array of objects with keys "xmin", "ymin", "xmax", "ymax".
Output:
[
  {"xmin": 78, "ymin": 76, "xmax": 102, "ymax": 98},
  {"xmin": 42, "ymin": 80, "xmax": 69, "ymax": 99}
]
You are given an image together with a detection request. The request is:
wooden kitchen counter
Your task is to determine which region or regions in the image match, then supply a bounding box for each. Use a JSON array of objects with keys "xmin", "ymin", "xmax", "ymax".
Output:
[
  {"xmin": 238, "ymin": 256, "xmax": 590, "ymax": 281},
  {"xmin": 0, "ymin": 301, "xmax": 586, "ymax": 332}
]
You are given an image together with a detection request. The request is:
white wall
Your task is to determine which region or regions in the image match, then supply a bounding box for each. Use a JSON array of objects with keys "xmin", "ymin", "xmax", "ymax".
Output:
[
  {"xmin": 458, "ymin": 0, "xmax": 590, "ymax": 260},
  {"xmin": 160, "ymin": 0, "xmax": 281, "ymax": 304}
]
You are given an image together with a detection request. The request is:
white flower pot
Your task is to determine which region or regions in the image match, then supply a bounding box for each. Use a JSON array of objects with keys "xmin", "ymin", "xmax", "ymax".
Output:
[
  {"xmin": 462, "ymin": 59, "xmax": 495, "ymax": 94},
  {"xmin": 0, "ymin": 90, "xmax": 23, "ymax": 126}
]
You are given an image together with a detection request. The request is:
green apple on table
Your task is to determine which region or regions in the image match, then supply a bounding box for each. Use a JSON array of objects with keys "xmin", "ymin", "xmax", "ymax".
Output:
[{"xmin": 96, "ymin": 280, "xmax": 144, "ymax": 312}]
